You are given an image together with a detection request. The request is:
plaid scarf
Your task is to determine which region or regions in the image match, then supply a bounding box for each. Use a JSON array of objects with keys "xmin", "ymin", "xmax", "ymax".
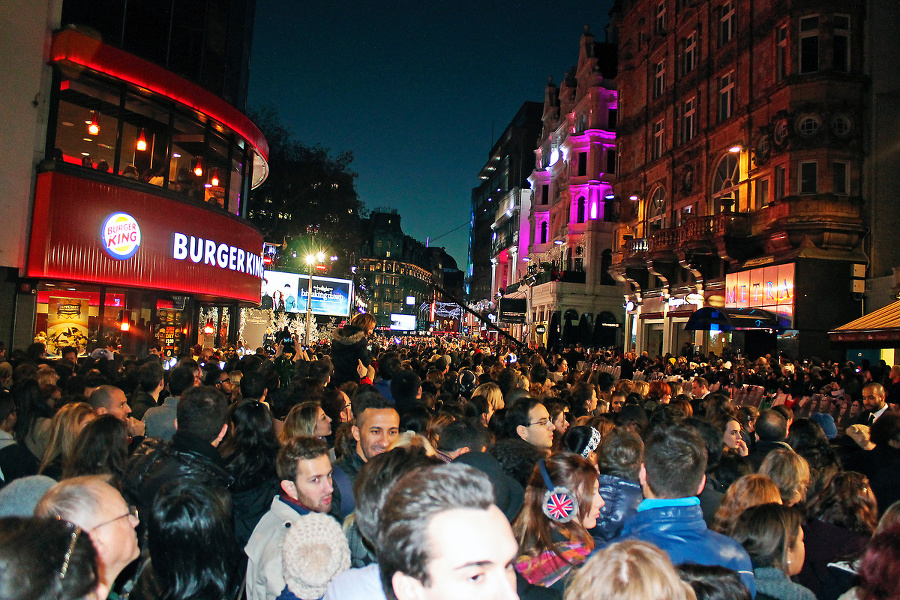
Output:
[{"xmin": 514, "ymin": 541, "xmax": 591, "ymax": 588}]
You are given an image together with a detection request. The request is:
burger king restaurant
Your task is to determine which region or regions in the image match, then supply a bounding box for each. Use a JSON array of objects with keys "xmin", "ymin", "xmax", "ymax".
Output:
[{"xmin": 24, "ymin": 169, "xmax": 264, "ymax": 358}]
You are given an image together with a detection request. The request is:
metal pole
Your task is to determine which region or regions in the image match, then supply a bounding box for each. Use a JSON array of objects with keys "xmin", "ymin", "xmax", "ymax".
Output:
[{"xmin": 306, "ymin": 264, "xmax": 313, "ymax": 345}]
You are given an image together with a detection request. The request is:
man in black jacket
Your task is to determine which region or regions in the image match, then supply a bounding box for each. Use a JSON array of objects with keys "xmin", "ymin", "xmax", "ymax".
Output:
[{"xmin": 123, "ymin": 385, "xmax": 232, "ymax": 517}]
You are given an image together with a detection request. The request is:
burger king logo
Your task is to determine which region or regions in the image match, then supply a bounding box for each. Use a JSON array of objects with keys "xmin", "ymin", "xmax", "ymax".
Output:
[{"xmin": 102, "ymin": 213, "xmax": 141, "ymax": 260}]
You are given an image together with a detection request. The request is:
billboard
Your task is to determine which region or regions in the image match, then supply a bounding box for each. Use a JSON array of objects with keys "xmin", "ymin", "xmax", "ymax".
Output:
[
  {"xmin": 499, "ymin": 297, "xmax": 527, "ymax": 324},
  {"xmin": 390, "ymin": 313, "xmax": 417, "ymax": 331},
  {"xmin": 262, "ymin": 270, "xmax": 351, "ymax": 316}
]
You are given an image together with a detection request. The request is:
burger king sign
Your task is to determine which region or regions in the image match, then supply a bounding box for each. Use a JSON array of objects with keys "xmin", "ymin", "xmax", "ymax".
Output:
[{"xmin": 102, "ymin": 213, "xmax": 141, "ymax": 260}]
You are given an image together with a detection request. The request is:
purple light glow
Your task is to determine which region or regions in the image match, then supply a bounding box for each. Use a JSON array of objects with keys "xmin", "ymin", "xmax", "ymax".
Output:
[{"xmin": 590, "ymin": 202, "xmax": 598, "ymax": 219}]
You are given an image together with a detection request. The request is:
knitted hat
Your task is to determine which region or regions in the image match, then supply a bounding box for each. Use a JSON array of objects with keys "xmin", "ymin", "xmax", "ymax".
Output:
[
  {"xmin": 0, "ymin": 475, "xmax": 56, "ymax": 517},
  {"xmin": 282, "ymin": 513, "xmax": 351, "ymax": 600},
  {"xmin": 809, "ymin": 412, "xmax": 838, "ymax": 439}
]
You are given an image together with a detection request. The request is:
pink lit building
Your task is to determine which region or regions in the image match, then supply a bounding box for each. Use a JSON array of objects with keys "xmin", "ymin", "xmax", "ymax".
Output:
[{"xmin": 522, "ymin": 27, "xmax": 623, "ymax": 349}]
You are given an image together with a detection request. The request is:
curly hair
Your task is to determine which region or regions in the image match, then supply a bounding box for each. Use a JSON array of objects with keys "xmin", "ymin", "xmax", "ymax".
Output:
[
  {"xmin": 806, "ymin": 471, "xmax": 878, "ymax": 535},
  {"xmin": 711, "ymin": 474, "xmax": 783, "ymax": 536}
]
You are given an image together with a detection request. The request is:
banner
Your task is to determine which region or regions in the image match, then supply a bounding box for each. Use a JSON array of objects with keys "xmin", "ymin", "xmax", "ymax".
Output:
[{"xmin": 46, "ymin": 297, "xmax": 89, "ymax": 354}]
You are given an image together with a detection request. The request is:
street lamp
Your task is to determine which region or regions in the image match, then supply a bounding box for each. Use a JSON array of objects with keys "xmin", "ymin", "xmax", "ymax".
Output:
[{"xmin": 305, "ymin": 251, "xmax": 326, "ymax": 344}]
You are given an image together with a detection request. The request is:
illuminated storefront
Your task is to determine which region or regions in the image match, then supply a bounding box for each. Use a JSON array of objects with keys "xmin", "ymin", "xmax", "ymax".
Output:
[{"xmin": 19, "ymin": 29, "xmax": 268, "ymax": 356}]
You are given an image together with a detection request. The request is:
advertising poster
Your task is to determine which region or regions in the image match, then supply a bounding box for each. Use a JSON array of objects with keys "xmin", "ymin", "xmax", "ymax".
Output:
[
  {"xmin": 262, "ymin": 270, "xmax": 351, "ymax": 316},
  {"xmin": 47, "ymin": 297, "xmax": 89, "ymax": 354}
]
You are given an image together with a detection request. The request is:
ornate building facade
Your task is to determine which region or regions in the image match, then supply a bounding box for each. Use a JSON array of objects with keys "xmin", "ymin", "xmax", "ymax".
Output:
[
  {"xmin": 519, "ymin": 27, "xmax": 623, "ymax": 349},
  {"xmin": 611, "ymin": 0, "xmax": 875, "ymax": 359}
]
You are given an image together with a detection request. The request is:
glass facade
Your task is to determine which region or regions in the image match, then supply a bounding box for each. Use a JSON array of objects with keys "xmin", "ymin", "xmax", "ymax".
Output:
[
  {"xmin": 60, "ymin": 0, "xmax": 253, "ymax": 109},
  {"xmin": 51, "ymin": 71, "xmax": 254, "ymax": 216}
]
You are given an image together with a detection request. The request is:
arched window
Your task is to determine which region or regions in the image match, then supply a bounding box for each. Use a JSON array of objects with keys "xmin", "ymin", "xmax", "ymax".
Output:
[
  {"xmin": 712, "ymin": 153, "xmax": 740, "ymax": 212},
  {"xmin": 540, "ymin": 221, "xmax": 548, "ymax": 244},
  {"xmin": 576, "ymin": 196, "xmax": 586, "ymax": 223},
  {"xmin": 647, "ymin": 187, "xmax": 666, "ymax": 231}
]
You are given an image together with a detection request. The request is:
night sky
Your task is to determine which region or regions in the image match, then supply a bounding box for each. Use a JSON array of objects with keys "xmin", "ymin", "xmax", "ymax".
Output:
[{"xmin": 248, "ymin": 0, "xmax": 616, "ymax": 269}]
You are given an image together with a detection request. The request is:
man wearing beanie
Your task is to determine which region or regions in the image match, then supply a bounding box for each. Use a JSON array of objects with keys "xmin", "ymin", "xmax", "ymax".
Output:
[{"xmin": 246, "ymin": 437, "xmax": 339, "ymax": 600}]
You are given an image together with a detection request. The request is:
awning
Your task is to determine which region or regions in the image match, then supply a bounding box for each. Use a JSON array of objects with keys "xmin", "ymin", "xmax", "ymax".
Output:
[
  {"xmin": 684, "ymin": 307, "xmax": 790, "ymax": 331},
  {"xmin": 829, "ymin": 300, "xmax": 900, "ymax": 343}
]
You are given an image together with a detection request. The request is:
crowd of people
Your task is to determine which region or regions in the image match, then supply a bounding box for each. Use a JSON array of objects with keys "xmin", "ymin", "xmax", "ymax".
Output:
[{"xmin": 0, "ymin": 315, "xmax": 899, "ymax": 600}]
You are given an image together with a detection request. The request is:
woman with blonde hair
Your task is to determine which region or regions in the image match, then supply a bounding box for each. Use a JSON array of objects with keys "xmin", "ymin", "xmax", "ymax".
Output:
[
  {"xmin": 566, "ymin": 540, "xmax": 696, "ymax": 600},
  {"xmin": 759, "ymin": 449, "xmax": 812, "ymax": 506},
  {"xmin": 472, "ymin": 382, "xmax": 504, "ymax": 411},
  {"xmin": 712, "ymin": 474, "xmax": 783, "ymax": 536},
  {"xmin": 37, "ymin": 401, "xmax": 95, "ymax": 480},
  {"xmin": 280, "ymin": 401, "xmax": 332, "ymax": 444}
]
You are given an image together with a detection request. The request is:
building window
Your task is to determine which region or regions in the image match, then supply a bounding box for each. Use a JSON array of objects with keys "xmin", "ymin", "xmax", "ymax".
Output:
[
  {"xmin": 682, "ymin": 97, "xmax": 696, "ymax": 144},
  {"xmin": 608, "ymin": 108, "xmax": 617, "ymax": 129},
  {"xmin": 776, "ymin": 25, "xmax": 788, "ymax": 81},
  {"xmin": 712, "ymin": 153, "xmax": 740, "ymax": 212},
  {"xmin": 719, "ymin": 1, "xmax": 735, "ymax": 46},
  {"xmin": 774, "ymin": 165, "xmax": 786, "ymax": 200},
  {"xmin": 833, "ymin": 15, "xmax": 850, "ymax": 72},
  {"xmin": 648, "ymin": 187, "xmax": 666, "ymax": 231},
  {"xmin": 577, "ymin": 151, "xmax": 587, "ymax": 177},
  {"xmin": 797, "ymin": 115, "xmax": 821, "ymax": 137},
  {"xmin": 682, "ymin": 32, "xmax": 697, "ymax": 75},
  {"xmin": 833, "ymin": 161, "xmax": 848, "ymax": 194},
  {"xmin": 540, "ymin": 222, "xmax": 548, "ymax": 244},
  {"xmin": 652, "ymin": 120, "xmax": 665, "ymax": 160},
  {"xmin": 541, "ymin": 184, "xmax": 549, "ymax": 205},
  {"xmin": 576, "ymin": 197, "xmax": 586, "ymax": 223},
  {"xmin": 800, "ymin": 161, "xmax": 818, "ymax": 194},
  {"xmin": 799, "ymin": 16, "xmax": 820, "ymax": 74},
  {"xmin": 718, "ymin": 72, "xmax": 734, "ymax": 122},
  {"xmin": 606, "ymin": 149, "xmax": 617, "ymax": 174},
  {"xmin": 654, "ymin": 60, "xmax": 666, "ymax": 98},
  {"xmin": 755, "ymin": 178, "xmax": 770, "ymax": 208},
  {"xmin": 656, "ymin": 2, "xmax": 666, "ymax": 34}
]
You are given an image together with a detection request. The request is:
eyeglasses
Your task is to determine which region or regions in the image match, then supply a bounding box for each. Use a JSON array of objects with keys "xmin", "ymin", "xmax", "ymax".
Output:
[
  {"xmin": 530, "ymin": 418, "xmax": 551, "ymax": 428},
  {"xmin": 91, "ymin": 505, "xmax": 138, "ymax": 531}
]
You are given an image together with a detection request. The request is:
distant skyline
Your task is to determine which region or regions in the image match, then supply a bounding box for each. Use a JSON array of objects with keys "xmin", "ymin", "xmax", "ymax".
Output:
[{"xmin": 248, "ymin": 0, "xmax": 615, "ymax": 269}]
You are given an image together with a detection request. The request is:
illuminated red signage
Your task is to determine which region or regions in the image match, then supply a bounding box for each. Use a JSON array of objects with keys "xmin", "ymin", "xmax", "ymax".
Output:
[
  {"xmin": 28, "ymin": 172, "xmax": 263, "ymax": 303},
  {"xmin": 725, "ymin": 264, "xmax": 795, "ymax": 327}
]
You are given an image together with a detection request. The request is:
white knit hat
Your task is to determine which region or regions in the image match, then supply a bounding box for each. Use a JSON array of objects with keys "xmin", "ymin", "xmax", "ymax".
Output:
[{"xmin": 282, "ymin": 513, "xmax": 351, "ymax": 600}]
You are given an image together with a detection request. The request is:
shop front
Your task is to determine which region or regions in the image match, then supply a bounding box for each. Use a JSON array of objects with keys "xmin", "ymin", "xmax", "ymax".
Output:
[{"xmin": 25, "ymin": 170, "xmax": 263, "ymax": 356}]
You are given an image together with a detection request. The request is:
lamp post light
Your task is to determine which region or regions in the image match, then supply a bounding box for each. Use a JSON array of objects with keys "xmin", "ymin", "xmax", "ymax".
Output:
[{"xmin": 304, "ymin": 251, "xmax": 326, "ymax": 345}]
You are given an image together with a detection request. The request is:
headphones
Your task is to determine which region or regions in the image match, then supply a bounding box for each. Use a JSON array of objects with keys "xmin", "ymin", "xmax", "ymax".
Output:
[{"xmin": 538, "ymin": 458, "xmax": 579, "ymax": 523}]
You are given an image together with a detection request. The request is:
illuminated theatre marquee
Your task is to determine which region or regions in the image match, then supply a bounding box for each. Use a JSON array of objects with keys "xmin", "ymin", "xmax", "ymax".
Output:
[{"xmin": 725, "ymin": 264, "xmax": 795, "ymax": 324}]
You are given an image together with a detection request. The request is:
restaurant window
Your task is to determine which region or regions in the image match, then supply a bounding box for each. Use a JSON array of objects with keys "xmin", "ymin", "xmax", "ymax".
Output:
[
  {"xmin": 53, "ymin": 77, "xmax": 121, "ymax": 171},
  {"xmin": 121, "ymin": 92, "xmax": 170, "ymax": 184}
]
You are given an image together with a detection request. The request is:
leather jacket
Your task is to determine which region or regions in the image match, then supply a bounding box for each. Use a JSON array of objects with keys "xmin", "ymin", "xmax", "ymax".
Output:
[
  {"xmin": 590, "ymin": 474, "xmax": 642, "ymax": 544},
  {"xmin": 621, "ymin": 502, "xmax": 756, "ymax": 597}
]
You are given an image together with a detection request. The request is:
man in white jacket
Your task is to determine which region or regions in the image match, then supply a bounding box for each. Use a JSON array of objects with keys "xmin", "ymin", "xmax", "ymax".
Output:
[{"xmin": 246, "ymin": 436, "xmax": 336, "ymax": 600}]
